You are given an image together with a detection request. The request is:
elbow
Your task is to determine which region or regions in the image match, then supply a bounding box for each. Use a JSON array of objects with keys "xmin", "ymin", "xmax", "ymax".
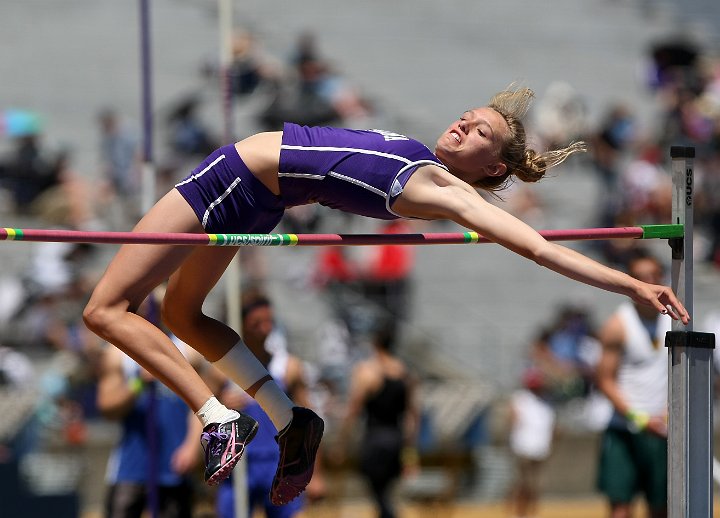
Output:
[
  {"xmin": 527, "ymin": 249, "xmax": 544, "ymax": 266},
  {"xmin": 524, "ymin": 242, "xmax": 550, "ymax": 266},
  {"xmin": 526, "ymin": 240, "xmax": 562, "ymax": 268}
]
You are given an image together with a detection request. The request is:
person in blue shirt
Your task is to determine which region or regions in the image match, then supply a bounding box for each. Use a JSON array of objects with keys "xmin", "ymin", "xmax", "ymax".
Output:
[
  {"xmin": 97, "ymin": 295, "xmax": 203, "ymax": 518},
  {"xmin": 207, "ymin": 290, "xmax": 325, "ymax": 518}
]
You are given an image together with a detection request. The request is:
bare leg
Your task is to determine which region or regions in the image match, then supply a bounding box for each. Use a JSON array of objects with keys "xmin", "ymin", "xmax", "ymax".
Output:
[
  {"xmin": 83, "ymin": 189, "xmax": 225, "ymax": 412},
  {"xmin": 162, "ymin": 245, "xmax": 242, "ymax": 361},
  {"xmin": 162, "ymin": 241, "xmax": 296, "ymax": 427}
]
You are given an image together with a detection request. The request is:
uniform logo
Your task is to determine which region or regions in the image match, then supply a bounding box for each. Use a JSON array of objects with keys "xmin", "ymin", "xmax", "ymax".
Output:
[
  {"xmin": 369, "ymin": 129, "xmax": 409, "ymax": 141},
  {"xmin": 390, "ymin": 179, "xmax": 403, "ymax": 197}
]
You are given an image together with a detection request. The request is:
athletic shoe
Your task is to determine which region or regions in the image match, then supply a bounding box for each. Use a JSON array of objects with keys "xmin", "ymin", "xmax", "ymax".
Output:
[
  {"xmin": 201, "ymin": 412, "xmax": 259, "ymax": 485},
  {"xmin": 270, "ymin": 406, "xmax": 325, "ymax": 505}
]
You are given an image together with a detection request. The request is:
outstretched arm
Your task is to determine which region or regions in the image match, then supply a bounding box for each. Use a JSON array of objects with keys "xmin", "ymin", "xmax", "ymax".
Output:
[{"xmin": 394, "ymin": 166, "xmax": 689, "ymax": 323}]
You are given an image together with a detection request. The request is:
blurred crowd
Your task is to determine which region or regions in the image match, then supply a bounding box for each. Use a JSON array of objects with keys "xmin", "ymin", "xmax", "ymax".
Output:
[
  {"xmin": 0, "ymin": 27, "xmax": 719, "ymax": 518},
  {"xmin": 529, "ymin": 36, "xmax": 720, "ymax": 269}
]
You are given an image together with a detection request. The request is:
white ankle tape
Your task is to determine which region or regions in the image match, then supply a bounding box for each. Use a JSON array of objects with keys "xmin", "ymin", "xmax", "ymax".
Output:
[{"xmin": 214, "ymin": 340, "xmax": 272, "ymax": 391}]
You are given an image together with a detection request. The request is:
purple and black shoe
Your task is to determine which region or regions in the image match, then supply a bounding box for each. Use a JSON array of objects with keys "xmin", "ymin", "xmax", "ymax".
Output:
[{"xmin": 201, "ymin": 412, "xmax": 259, "ymax": 486}]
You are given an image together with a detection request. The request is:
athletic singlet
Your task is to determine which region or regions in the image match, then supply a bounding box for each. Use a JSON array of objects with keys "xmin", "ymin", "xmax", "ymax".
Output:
[
  {"xmin": 279, "ymin": 123, "xmax": 447, "ymax": 219},
  {"xmin": 609, "ymin": 301, "xmax": 671, "ymax": 429},
  {"xmin": 364, "ymin": 376, "xmax": 408, "ymax": 430}
]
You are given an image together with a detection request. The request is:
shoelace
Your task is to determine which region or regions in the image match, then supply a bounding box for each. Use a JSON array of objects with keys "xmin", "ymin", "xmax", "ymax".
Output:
[{"xmin": 202, "ymin": 430, "xmax": 230, "ymax": 461}]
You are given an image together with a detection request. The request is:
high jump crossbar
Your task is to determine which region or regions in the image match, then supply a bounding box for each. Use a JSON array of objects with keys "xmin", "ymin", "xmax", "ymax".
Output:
[{"xmin": 0, "ymin": 224, "xmax": 683, "ymax": 247}]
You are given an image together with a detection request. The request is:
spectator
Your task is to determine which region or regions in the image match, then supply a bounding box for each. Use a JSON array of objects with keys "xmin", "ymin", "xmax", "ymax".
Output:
[
  {"xmin": 532, "ymin": 81, "xmax": 588, "ymax": 150},
  {"xmin": 699, "ymin": 311, "xmax": 720, "ymax": 413},
  {"xmin": 30, "ymin": 147, "xmax": 102, "ymax": 230},
  {"xmin": 545, "ymin": 305, "xmax": 599, "ymax": 401},
  {"xmin": 166, "ymin": 95, "xmax": 219, "ymax": 159},
  {"xmin": 0, "ymin": 131, "xmax": 58, "ymax": 213},
  {"xmin": 0, "ymin": 342, "xmax": 36, "ymax": 393},
  {"xmin": 595, "ymin": 249, "xmax": 671, "ymax": 518},
  {"xmin": 97, "ymin": 108, "xmax": 141, "ymax": 209},
  {"xmin": 506, "ymin": 361, "xmax": 556, "ymax": 518},
  {"xmin": 258, "ymin": 54, "xmax": 341, "ymax": 131},
  {"xmin": 206, "ymin": 290, "xmax": 325, "ymax": 518},
  {"xmin": 336, "ymin": 324, "xmax": 420, "ymax": 518},
  {"xmin": 97, "ymin": 294, "xmax": 202, "ymax": 518},
  {"xmin": 259, "ymin": 31, "xmax": 371, "ymax": 130},
  {"xmin": 617, "ymin": 141, "xmax": 672, "ymax": 224},
  {"xmin": 228, "ymin": 31, "xmax": 279, "ymax": 99},
  {"xmin": 589, "ymin": 104, "xmax": 637, "ymax": 199},
  {"xmin": 359, "ymin": 220, "xmax": 416, "ymax": 336},
  {"xmin": 696, "ymin": 150, "xmax": 720, "ymax": 267}
]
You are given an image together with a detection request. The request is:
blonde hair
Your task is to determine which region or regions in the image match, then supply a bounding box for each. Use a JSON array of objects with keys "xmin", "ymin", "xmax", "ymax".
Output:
[{"xmin": 477, "ymin": 86, "xmax": 586, "ymax": 191}]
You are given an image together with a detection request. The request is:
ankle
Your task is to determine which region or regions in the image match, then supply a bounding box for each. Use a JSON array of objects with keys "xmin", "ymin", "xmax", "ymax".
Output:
[{"xmin": 196, "ymin": 397, "xmax": 239, "ymax": 428}]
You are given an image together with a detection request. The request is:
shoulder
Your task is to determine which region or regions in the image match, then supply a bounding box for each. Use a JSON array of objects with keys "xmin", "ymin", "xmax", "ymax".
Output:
[
  {"xmin": 353, "ymin": 358, "xmax": 380, "ymax": 383},
  {"xmin": 393, "ymin": 164, "xmax": 484, "ymax": 219},
  {"xmin": 386, "ymin": 356, "xmax": 408, "ymax": 378},
  {"xmin": 99, "ymin": 344, "xmax": 124, "ymax": 376},
  {"xmin": 599, "ymin": 311, "xmax": 626, "ymax": 350},
  {"xmin": 102, "ymin": 343, "xmax": 123, "ymax": 364}
]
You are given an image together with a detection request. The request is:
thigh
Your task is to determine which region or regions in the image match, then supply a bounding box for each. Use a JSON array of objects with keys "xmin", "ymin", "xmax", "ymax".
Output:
[
  {"xmin": 597, "ymin": 429, "xmax": 637, "ymax": 504},
  {"xmin": 635, "ymin": 433, "xmax": 667, "ymax": 509},
  {"xmin": 91, "ymin": 189, "xmax": 205, "ymax": 311},
  {"xmin": 165, "ymin": 244, "xmax": 240, "ymax": 313}
]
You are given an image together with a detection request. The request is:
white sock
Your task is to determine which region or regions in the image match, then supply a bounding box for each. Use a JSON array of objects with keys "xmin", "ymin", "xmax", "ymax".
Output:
[
  {"xmin": 254, "ymin": 382, "xmax": 294, "ymax": 432},
  {"xmin": 195, "ymin": 396, "xmax": 239, "ymax": 428},
  {"xmin": 213, "ymin": 341, "xmax": 294, "ymax": 431}
]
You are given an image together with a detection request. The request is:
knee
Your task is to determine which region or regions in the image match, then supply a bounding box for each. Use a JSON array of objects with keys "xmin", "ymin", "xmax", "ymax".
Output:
[{"xmin": 83, "ymin": 299, "xmax": 115, "ymax": 337}]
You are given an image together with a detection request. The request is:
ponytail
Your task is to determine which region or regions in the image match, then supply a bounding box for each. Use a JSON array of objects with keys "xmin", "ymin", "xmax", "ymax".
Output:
[
  {"xmin": 514, "ymin": 142, "xmax": 587, "ymax": 184},
  {"xmin": 476, "ymin": 85, "xmax": 586, "ymax": 192}
]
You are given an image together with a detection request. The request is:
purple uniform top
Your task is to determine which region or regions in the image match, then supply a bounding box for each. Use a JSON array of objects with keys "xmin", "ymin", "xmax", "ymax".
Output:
[
  {"xmin": 175, "ymin": 123, "xmax": 447, "ymax": 234},
  {"xmin": 279, "ymin": 123, "xmax": 447, "ymax": 220}
]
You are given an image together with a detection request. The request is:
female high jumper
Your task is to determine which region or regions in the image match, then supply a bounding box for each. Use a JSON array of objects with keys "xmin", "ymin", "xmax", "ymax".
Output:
[{"xmin": 83, "ymin": 85, "xmax": 689, "ymax": 505}]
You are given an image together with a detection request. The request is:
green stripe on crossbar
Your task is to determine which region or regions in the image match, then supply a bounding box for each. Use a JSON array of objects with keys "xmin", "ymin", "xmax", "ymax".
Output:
[
  {"xmin": 2, "ymin": 228, "xmax": 23, "ymax": 240},
  {"xmin": 640, "ymin": 224, "xmax": 684, "ymax": 239}
]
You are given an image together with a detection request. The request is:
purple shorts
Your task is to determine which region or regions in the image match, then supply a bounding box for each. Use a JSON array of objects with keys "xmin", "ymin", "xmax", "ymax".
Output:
[{"xmin": 175, "ymin": 145, "xmax": 285, "ymax": 234}]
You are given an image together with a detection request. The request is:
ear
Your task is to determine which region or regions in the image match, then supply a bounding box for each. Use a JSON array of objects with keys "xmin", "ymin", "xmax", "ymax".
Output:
[{"xmin": 488, "ymin": 162, "xmax": 507, "ymax": 177}]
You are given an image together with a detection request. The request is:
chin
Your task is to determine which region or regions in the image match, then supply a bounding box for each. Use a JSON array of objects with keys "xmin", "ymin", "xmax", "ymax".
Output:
[{"xmin": 434, "ymin": 143, "xmax": 449, "ymax": 160}]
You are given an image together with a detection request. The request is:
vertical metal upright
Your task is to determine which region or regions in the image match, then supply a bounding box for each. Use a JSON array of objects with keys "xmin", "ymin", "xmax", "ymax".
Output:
[
  {"xmin": 139, "ymin": 3, "xmax": 158, "ymax": 517},
  {"xmin": 667, "ymin": 146, "xmax": 715, "ymax": 518},
  {"xmin": 139, "ymin": 0, "xmax": 156, "ymax": 213},
  {"xmin": 216, "ymin": 3, "xmax": 249, "ymax": 516}
]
